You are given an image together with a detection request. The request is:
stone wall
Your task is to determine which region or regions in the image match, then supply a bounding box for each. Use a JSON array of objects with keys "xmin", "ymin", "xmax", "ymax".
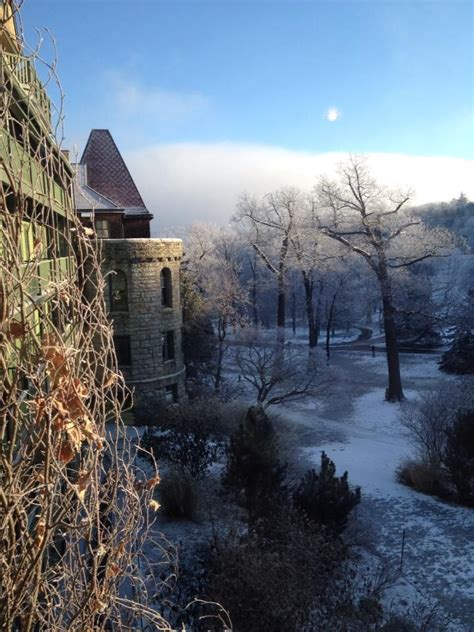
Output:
[{"xmin": 101, "ymin": 238, "xmax": 185, "ymax": 420}]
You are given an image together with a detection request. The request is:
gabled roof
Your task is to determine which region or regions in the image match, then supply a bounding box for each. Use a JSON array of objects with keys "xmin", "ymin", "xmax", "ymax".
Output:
[{"xmin": 79, "ymin": 129, "xmax": 148, "ymax": 211}]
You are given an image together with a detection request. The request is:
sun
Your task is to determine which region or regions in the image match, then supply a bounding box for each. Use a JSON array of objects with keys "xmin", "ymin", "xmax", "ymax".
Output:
[{"xmin": 326, "ymin": 108, "xmax": 340, "ymax": 122}]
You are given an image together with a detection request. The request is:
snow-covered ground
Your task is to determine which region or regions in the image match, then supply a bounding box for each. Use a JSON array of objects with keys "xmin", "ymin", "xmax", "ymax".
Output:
[
  {"xmin": 144, "ymin": 343, "xmax": 473, "ymax": 629},
  {"xmin": 225, "ymin": 324, "xmax": 362, "ymax": 346},
  {"xmin": 284, "ymin": 351, "xmax": 474, "ymax": 630}
]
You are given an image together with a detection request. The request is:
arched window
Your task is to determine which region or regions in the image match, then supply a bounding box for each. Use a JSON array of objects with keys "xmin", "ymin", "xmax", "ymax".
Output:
[
  {"xmin": 161, "ymin": 267, "xmax": 172, "ymax": 307},
  {"xmin": 109, "ymin": 270, "xmax": 128, "ymax": 311}
]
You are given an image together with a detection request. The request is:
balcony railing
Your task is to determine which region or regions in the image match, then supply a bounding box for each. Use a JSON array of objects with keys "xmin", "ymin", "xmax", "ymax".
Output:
[
  {"xmin": 0, "ymin": 131, "xmax": 72, "ymax": 215},
  {"xmin": 1, "ymin": 50, "xmax": 51, "ymax": 122}
]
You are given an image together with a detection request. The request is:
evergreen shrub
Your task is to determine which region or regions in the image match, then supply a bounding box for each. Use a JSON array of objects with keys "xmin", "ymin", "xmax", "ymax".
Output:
[{"xmin": 293, "ymin": 452, "xmax": 361, "ymax": 534}]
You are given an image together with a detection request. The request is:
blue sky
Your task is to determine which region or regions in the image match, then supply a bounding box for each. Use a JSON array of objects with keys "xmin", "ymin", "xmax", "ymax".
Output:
[{"xmin": 22, "ymin": 0, "xmax": 474, "ymax": 228}]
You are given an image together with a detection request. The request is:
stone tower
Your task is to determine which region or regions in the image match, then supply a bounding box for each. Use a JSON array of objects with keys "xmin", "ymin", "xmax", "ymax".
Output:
[{"xmin": 73, "ymin": 130, "xmax": 185, "ymax": 418}]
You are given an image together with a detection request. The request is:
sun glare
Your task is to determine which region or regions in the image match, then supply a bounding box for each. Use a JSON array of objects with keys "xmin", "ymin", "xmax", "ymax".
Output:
[{"xmin": 326, "ymin": 107, "xmax": 340, "ymax": 122}]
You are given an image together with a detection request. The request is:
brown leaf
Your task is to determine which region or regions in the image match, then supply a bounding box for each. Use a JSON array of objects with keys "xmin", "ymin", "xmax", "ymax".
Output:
[
  {"xmin": 58, "ymin": 440, "xmax": 75, "ymax": 464},
  {"xmin": 34, "ymin": 518, "xmax": 46, "ymax": 548},
  {"xmin": 80, "ymin": 415, "xmax": 100, "ymax": 443},
  {"xmin": 74, "ymin": 470, "xmax": 92, "ymax": 502},
  {"xmin": 145, "ymin": 475, "xmax": 161, "ymax": 489},
  {"xmin": 117, "ymin": 542, "xmax": 126, "ymax": 556},
  {"xmin": 41, "ymin": 335, "xmax": 69, "ymax": 381},
  {"xmin": 104, "ymin": 370, "xmax": 118, "ymax": 388},
  {"xmin": 7, "ymin": 320, "xmax": 26, "ymax": 339},
  {"xmin": 90, "ymin": 598, "xmax": 107, "ymax": 613},
  {"xmin": 106, "ymin": 562, "xmax": 121, "ymax": 578},
  {"xmin": 65, "ymin": 423, "xmax": 83, "ymax": 450}
]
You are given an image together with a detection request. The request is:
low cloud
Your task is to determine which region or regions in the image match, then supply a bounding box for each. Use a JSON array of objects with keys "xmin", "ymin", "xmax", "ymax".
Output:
[{"xmin": 123, "ymin": 142, "xmax": 474, "ymax": 234}]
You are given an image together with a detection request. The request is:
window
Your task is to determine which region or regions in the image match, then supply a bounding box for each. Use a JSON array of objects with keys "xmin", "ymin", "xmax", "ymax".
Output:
[
  {"xmin": 109, "ymin": 270, "xmax": 128, "ymax": 311},
  {"xmin": 95, "ymin": 219, "xmax": 110, "ymax": 239},
  {"xmin": 55, "ymin": 215, "xmax": 69, "ymax": 258},
  {"xmin": 162, "ymin": 331, "xmax": 175, "ymax": 361},
  {"xmin": 114, "ymin": 335, "xmax": 132, "ymax": 366},
  {"xmin": 165, "ymin": 384, "xmax": 178, "ymax": 403},
  {"xmin": 160, "ymin": 267, "xmax": 172, "ymax": 307}
]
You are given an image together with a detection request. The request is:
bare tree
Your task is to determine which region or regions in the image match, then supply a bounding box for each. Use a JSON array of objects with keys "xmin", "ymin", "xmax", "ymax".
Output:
[
  {"xmin": 317, "ymin": 156, "xmax": 456, "ymax": 401},
  {"xmin": 234, "ymin": 330, "xmax": 326, "ymax": 408},
  {"xmin": 290, "ymin": 200, "xmax": 322, "ymax": 348},
  {"xmin": 185, "ymin": 223, "xmax": 248, "ymax": 392},
  {"xmin": 235, "ymin": 188, "xmax": 300, "ymax": 350}
]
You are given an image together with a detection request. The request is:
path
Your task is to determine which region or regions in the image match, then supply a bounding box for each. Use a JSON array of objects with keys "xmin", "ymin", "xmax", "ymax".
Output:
[{"xmin": 278, "ymin": 351, "xmax": 474, "ymax": 631}]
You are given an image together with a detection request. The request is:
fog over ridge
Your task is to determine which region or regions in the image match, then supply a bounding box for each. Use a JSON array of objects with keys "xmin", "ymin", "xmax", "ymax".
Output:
[{"xmin": 123, "ymin": 142, "xmax": 474, "ymax": 235}]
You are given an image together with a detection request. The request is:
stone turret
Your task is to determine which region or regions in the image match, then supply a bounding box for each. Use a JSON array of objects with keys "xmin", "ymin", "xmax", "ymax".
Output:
[
  {"xmin": 102, "ymin": 238, "xmax": 185, "ymax": 416},
  {"xmin": 73, "ymin": 130, "xmax": 186, "ymax": 419}
]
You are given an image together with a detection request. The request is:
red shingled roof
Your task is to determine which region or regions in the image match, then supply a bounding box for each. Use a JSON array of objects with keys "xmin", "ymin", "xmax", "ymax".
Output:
[{"xmin": 80, "ymin": 129, "xmax": 146, "ymax": 209}]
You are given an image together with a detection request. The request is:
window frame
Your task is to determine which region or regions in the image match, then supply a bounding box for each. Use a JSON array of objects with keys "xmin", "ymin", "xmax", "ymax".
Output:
[
  {"xmin": 95, "ymin": 219, "xmax": 110, "ymax": 239},
  {"xmin": 108, "ymin": 270, "xmax": 128, "ymax": 312},
  {"xmin": 162, "ymin": 330, "xmax": 175, "ymax": 362},
  {"xmin": 113, "ymin": 335, "xmax": 132, "ymax": 367},
  {"xmin": 160, "ymin": 267, "xmax": 173, "ymax": 307}
]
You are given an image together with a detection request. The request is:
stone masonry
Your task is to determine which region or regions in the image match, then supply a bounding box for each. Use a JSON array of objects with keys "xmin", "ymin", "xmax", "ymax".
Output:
[{"xmin": 102, "ymin": 238, "xmax": 185, "ymax": 418}]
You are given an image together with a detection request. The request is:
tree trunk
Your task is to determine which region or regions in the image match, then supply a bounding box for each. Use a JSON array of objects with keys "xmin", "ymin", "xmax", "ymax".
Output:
[
  {"xmin": 325, "ymin": 293, "xmax": 337, "ymax": 361},
  {"xmin": 214, "ymin": 319, "xmax": 226, "ymax": 392},
  {"xmin": 249, "ymin": 254, "xmax": 259, "ymax": 326},
  {"xmin": 379, "ymin": 272, "xmax": 405, "ymax": 402},
  {"xmin": 251, "ymin": 283, "xmax": 259, "ymax": 326},
  {"xmin": 276, "ymin": 272, "xmax": 286, "ymax": 348},
  {"xmin": 291, "ymin": 288, "xmax": 296, "ymax": 335},
  {"xmin": 301, "ymin": 271, "xmax": 317, "ymax": 348},
  {"xmin": 315, "ymin": 280, "xmax": 324, "ymax": 344}
]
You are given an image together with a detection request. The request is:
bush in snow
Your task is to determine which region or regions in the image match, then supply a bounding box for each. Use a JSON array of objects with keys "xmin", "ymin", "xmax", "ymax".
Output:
[
  {"xmin": 223, "ymin": 405, "xmax": 287, "ymax": 526},
  {"xmin": 158, "ymin": 469, "xmax": 197, "ymax": 520},
  {"xmin": 439, "ymin": 329, "xmax": 474, "ymax": 374},
  {"xmin": 401, "ymin": 379, "xmax": 474, "ymax": 467},
  {"xmin": 444, "ymin": 409, "xmax": 474, "ymax": 506},
  {"xmin": 396, "ymin": 460, "xmax": 448, "ymax": 498},
  {"xmin": 200, "ymin": 514, "xmax": 349, "ymax": 632},
  {"xmin": 142, "ymin": 400, "xmax": 230, "ymax": 479},
  {"xmin": 293, "ymin": 452, "xmax": 361, "ymax": 534}
]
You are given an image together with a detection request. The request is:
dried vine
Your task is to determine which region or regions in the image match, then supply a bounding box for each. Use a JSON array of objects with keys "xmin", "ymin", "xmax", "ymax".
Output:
[{"xmin": 0, "ymin": 4, "xmax": 175, "ymax": 630}]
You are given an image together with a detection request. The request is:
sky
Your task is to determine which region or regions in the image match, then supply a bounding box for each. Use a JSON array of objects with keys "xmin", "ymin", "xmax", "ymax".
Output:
[{"xmin": 22, "ymin": 0, "xmax": 474, "ymax": 233}]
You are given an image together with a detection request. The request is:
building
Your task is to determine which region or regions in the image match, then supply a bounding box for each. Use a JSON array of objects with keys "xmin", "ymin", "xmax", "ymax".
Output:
[
  {"xmin": 1, "ymin": 1, "xmax": 76, "ymax": 342},
  {"xmin": 73, "ymin": 130, "xmax": 185, "ymax": 416}
]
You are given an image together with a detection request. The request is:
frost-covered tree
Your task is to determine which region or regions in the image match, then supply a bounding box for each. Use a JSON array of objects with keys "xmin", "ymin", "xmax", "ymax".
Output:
[
  {"xmin": 185, "ymin": 223, "xmax": 248, "ymax": 391},
  {"xmin": 317, "ymin": 156, "xmax": 457, "ymax": 401},
  {"xmin": 235, "ymin": 188, "xmax": 300, "ymax": 350}
]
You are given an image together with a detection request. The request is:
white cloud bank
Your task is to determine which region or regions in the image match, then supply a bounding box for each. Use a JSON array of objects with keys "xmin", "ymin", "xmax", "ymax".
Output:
[{"xmin": 124, "ymin": 142, "xmax": 474, "ymax": 234}]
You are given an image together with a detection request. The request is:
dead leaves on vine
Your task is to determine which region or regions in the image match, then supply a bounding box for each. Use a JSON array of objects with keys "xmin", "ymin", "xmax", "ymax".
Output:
[
  {"xmin": 74, "ymin": 469, "xmax": 92, "ymax": 502},
  {"xmin": 1, "ymin": 319, "xmax": 26, "ymax": 339},
  {"xmin": 31, "ymin": 337, "xmax": 103, "ymax": 465}
]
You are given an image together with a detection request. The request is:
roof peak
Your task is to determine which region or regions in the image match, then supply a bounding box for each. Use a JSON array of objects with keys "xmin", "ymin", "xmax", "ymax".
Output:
[{"xmin": 79, "ymin": 129, "xmax": 149, "ymax": 211}]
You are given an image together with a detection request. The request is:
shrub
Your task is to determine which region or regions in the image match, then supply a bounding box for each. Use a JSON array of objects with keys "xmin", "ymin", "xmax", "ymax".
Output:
[
  {"xmin": 202, "ymin": 515, "xmax": 348, "ymax": 632},
  {"xmin": 223, "ymin": 405, "xmax": 287, "ymax": 524},
  {"xmin": 445, "ymin": 409, "xmax": 474, "ymax": 506},
  {"xmin": 401, "ymin": 379, "xmax": 474, "ymax": 466},
  {"xmin": 142, "ymin": 399, "xmax": 232, "ymax": 479},
  {"xmin": 293, "ymin": 452, "xmax": 361, "ymax": 534},
  {"xmin": 159, "ymin": 469, "xmax": 197, "ymax": 520},
  {"xmin": 396, "ymin": 460, "xmax": 448, "ymax": 497},
  {"xmin": 380, "ymin": 617, "xmax": 419, "ymax": 632},
  {"xmin": 439, "ymin": 330, "xmax": 474, "ymax": 374}
]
